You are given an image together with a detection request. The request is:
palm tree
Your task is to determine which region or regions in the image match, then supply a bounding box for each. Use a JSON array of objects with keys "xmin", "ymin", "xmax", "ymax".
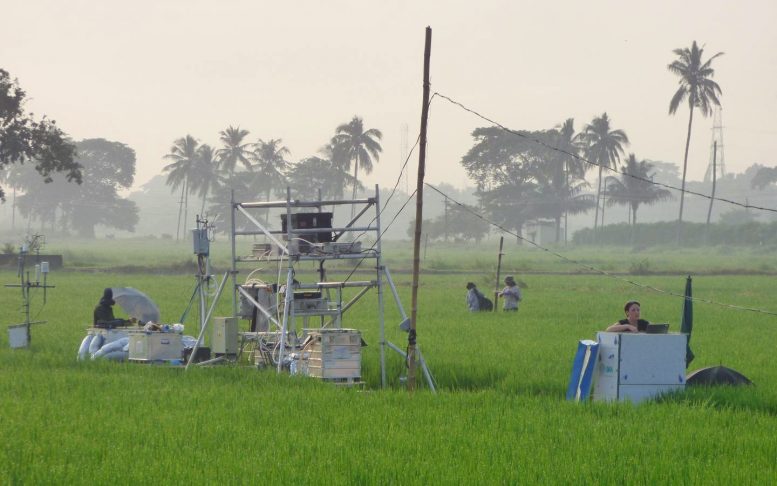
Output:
[
  {"xmin": 251, "ymin": 138, "xmax": 290, "ymax": 202},
  {"xmin": 604, "ymin": 154, "xmax": 673, "ymax": 244},
  {"xmin": 163, "ymin": 135, "xmax": 199, "ymax": 240},
  {"xmin": 553, "ymin": 119, "xmax": 586, "ymax": 243},
  {"xmin": 581, "ymin": 113, "xmax": 629, "ymax": 234},
  {"xmin": 668, "ymin": 41, "xmax": 724, "ymax": 243},
  {"xmin": 216, "ymin": 126, "xmax": 252, "ymax": 178},
  {"xmin": 333, "ymin": 116, "xmax": 382, "ymax": 216},
  {"xmin": 319, "ymin": 137, "xmax": 353, "ymax": 200},
  {"xmin": 189, "ymin": 144, "xmax": 221, "ymax": 216}
]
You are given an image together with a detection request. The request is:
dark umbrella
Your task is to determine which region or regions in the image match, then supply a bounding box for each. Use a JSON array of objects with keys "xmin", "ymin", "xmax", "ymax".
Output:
[
  {"xmin": 111, "ymin": 287, "xmax": 161, "ymax": 323},
  {"xmin": 687, "ymin": 366, "xmax": 753, "ymax": 386},
  {"xmin": 680, "ymin": 275, "xmax": 695, "ymax": 367}
]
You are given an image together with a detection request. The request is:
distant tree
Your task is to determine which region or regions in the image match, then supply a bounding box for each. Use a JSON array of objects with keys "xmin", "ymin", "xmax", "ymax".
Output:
[
  {"xmin": 751, "ymin": 166, "xmax": 777, "ymax": 190},
  {"xmin": 287, "ymin": 156, "xmax": 358, "ymax": 201},
  {"xmin": 580, "ymin": 113, "xmax": 629, "ymax": 233},
  {"xmin": 251, "ymin": 138, "xmax": 290, "ymax": 202},
  {"xmin": 319, "ymin": 138, "xmax": 354, "ymax": 200},
  {"xmin": 461, "ymin": 125, "xmax": 592, "ymax": 242},
  {"xmin": 163, "ymin": 135, "xmax": 199, "ymax": 240},
  {"xmin": 0, "ymin": 68, "xmax": 81, "ymax": 201},
  {"xmin": 333, "ymin": 116, "xmax": 382, "ymax": 214},
  {"xmin": 553, "ymin": 118, "xmax": 587, "ymax": 242},
  {"xmin": 216, "ymin": 126, "xmax": 252, "ymax": 178},
  {"xmin": 477, "ymin": 167, "xmax": 537, "ymax": 242},
  {"xmin": 446, "ymin": 203, "xmax": 490, "ymax": 242},
  {"xmin": 535, "ymin": 120, "xmax": 594, "ymax": 242},
  {"xmin": 190, "ymin": 144, "xmax": 221, "ymax": 216},
  {"xmin": 603, "ymin": 154, "xmax": 673, "ymax": 244},
  {"xmin": 16, "ymin": 138, "xmax": 138, "ymax": 238},
  {"xmin": 668, "ymin": 41, "xmax": 724, "ymax": 242},
  {"xmin": 206, "ymin": 170, "xmax": 255, "ymax": 234}
]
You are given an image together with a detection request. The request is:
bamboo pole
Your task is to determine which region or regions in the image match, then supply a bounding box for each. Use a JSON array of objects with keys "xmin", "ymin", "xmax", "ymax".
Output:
[
  {"xmin": 409, "ymin": 26, "xmax": 432, "ymax": 391},
  {"xmin": 493, "ymin": 236, "xmax": 504, "ymax": 312}
]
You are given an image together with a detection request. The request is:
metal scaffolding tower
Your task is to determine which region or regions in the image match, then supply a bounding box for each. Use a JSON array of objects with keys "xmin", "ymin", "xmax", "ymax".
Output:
[{"xmin": 229, "ymin": 185, "xmax": 434, "ymax": 390}]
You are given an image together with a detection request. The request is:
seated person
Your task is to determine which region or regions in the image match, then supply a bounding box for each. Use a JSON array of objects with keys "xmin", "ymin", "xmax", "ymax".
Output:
[
  {"xmin": 93, "ymin": 288, "xmax": 134, "ymax": 328},
  {"xmin": 466, "ymin": 282, "xmax": 481, "ymax": 312},
  {"xmin": 605, "ymin": 300, "xmax": 650, "ymax": 333}
]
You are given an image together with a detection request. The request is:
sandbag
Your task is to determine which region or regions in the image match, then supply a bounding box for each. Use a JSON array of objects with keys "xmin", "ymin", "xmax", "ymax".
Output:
[
  {"xmin": 88, "ymin": 333, "xmax": 104, "ymax": 355},
  {"xmin": 92, "ymin": 337, "xmax": 129, "ymax": 359},
  {"xmin": 101, "ymin": 350, "xmax": 129, "ymax": 362},
  {"xmin": 77, "ymin": 335, "xmax": 94, "ymax": 361}
]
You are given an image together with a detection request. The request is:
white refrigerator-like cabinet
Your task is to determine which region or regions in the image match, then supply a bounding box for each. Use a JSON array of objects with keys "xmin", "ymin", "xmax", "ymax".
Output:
[{"xmin": 593, "ymin": 332, "xmax": 687, "ymax": 403}]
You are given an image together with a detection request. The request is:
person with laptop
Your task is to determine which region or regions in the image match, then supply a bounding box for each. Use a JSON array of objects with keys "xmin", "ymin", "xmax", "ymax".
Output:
[{"xmin": 606, "ymin": 300, "xmax": 650, "ymax": 333}]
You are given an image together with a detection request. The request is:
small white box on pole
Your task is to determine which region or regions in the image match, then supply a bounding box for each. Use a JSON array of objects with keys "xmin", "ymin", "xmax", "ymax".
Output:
[{"xmin": 8, "ymin": 324, "xmax": 29, "ymax": 349}]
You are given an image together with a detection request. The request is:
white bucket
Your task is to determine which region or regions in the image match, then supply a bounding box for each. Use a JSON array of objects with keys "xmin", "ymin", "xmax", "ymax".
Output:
[{"xmin": 8, "ymin": 324, "xmax": 29, "ymax": 349}]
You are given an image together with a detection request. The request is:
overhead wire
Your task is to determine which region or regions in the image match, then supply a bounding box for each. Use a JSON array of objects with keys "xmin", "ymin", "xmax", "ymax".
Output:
[
  {"xmin": 433, "ymin": 91, "xmax": 777, "ymax": 215},
  {"xmin": 425, "ymin": 182, "xmax": 777, "ymax": 318},
  {"xmin": 338, "ymin": 94, "xmax": 434, "ymax": 284}
]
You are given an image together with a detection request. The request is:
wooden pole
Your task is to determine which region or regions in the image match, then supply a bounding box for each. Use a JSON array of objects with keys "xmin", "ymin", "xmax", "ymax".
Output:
[
  {"xmin": 409, "ymin": 26, "xmax": 432, "ymax": 392},
  {"xmin": 493, "ymin": 236, "xmax": 504, "ymax": 312}
]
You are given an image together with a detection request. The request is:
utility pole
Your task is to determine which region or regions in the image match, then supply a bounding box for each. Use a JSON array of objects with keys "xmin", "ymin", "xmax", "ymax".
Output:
[{"xmin": 409, "ymin": 26, "xmax": 431, "ymax": 392}]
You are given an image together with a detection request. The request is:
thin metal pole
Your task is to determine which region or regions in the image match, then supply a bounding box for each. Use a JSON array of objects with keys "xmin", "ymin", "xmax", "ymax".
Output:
[
  {"xmin": 230, "ymin": 190, "xmax": 238, "ymax": 321},
  {"xmin": 409, "ymin": 26, "xmax": 432, "ymax": 391},
  {"xmin": 493, "ymin": 236, "xmax": 504, "ymax": 312},
  {"xmin": 374, "ymin": 184, "xmax": 387, "ymax": 388}
]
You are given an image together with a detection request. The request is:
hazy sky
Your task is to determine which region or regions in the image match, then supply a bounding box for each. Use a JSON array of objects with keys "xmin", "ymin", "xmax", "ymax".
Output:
[{"xmin": 3, "ymin": 0, "xmax": 776, "ymax": 194}]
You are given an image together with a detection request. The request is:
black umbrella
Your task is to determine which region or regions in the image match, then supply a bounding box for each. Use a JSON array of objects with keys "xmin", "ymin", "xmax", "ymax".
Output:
[
  {"xmin": 686, "ymin": 366, "xmax": 753, "ymax": 386},
  {"xmin": 680, "ymin": 275, "xmax": 695, "ymax": 367}
]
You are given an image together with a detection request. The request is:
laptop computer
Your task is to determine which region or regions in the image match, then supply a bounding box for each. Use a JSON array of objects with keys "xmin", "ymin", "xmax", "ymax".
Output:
[{"xmin": 645, "ymin": 323, "xmax": 669, "ymax": 334}]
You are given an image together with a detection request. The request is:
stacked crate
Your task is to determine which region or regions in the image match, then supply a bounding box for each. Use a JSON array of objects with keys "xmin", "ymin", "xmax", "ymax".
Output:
[{"xmin": 302, "ymin": 328, "xmax": 361, "ymax": 382}]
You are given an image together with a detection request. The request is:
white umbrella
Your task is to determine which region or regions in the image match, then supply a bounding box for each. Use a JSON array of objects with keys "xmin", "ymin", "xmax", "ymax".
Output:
[{"xmin": 111, "ymin": 287, "xmax": 161, "ymax": 323}]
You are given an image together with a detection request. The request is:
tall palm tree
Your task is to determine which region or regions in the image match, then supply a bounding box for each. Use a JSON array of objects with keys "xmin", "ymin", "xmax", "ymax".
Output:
[
  {"xmin": 333, "ymin": 116, "xmax": 382, "ymax": 216},
  {"xmin": 251, "ymin": 138, "xmax": 290, "ymax": 202},
  {"xmin": 163, "ymin": 135, "xmax": 199, "ymax": 240},
  {"xmin": 189, "ymin": 144, "xmax": 221, "ymax": 216},
  {"xmin": 553, "ymin": 118, "xmax": 586, "ymax": 243},
  {"xmin": 604, "ymin": 154, "xmax": 673, "ymax": 244},
  {"xmin": 216, "ymin": 126, "xmax": 252, "ymax": 177},
  {"xmin": 319, "ymin": 137, "xmax": 354, "ymax": 200},
  {"xmin": 668, "ymin": 41, "xmax": 723, "ymax": 243},
  {"xmin": 581, "ymin": 113, "xmax": 629, "ymax": 233}
]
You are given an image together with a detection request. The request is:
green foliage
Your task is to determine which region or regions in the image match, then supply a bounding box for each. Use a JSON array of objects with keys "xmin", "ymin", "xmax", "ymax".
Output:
[
  {"xmin": 574, "ymin": 220, "xmax": 777, "ymax": 248},
  {"xmin": 0, "ymin": 68, "xmax": 81, "ymax": 201},
  {"xmin": 1, "ymin": 270, "xmax": 777, "ymax": 482}
]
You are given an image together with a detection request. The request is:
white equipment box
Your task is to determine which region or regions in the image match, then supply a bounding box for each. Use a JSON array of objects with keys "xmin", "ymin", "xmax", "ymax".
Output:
[
  {"xmin": 301, "ymin": 328, "xmax": 362, "ymax": 380},
  {"xmin": 212, "ymin": 316, "xmax": 238, "ymax": 355},
  {"xmin": 128, "ymin": 331, "xmax": 183, "ymax": 362},
  {"xmin": 592, "ymin": 332, "xmax": 687, "ymax": 403}
]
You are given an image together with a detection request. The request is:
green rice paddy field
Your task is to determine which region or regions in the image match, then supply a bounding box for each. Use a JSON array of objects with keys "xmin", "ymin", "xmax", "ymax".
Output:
[{"xmin": 1, "ymin": 240, "xmax": 777, "ymax": 484}]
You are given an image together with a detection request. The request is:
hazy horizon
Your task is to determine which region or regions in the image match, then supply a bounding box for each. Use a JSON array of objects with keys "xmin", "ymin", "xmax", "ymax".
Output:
[{"xmin": 2, "ymin": 0, "xmax": 776, "ymax": 194}]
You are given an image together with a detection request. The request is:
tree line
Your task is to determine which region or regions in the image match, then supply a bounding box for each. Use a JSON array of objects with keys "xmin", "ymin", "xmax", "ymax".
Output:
[
  {"xmin": 456, "ymin": 40, "xmax": 723, "ymax": 245},
  {"xmin": 162, "ymin": 117, "xmax": 382, "ymax": 239},
  {"xmin": 1, "ymin": 41, "xmax": 745, "ymax": 244}
]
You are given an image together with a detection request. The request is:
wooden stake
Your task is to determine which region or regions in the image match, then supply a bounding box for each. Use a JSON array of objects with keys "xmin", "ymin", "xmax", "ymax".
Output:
[
  {"xmin": 493, "ymin": 236, "xmax": 504, "ymax": 312},
  {"xmin": 409, "ymin": 26, "xmax": 432, "ymax": 392}
]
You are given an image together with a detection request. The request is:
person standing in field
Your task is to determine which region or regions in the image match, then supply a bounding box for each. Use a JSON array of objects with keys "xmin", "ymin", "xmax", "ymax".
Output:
[{"xmin": 498, "ymin": 275, "xmax": 522, "ymax": 312}]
